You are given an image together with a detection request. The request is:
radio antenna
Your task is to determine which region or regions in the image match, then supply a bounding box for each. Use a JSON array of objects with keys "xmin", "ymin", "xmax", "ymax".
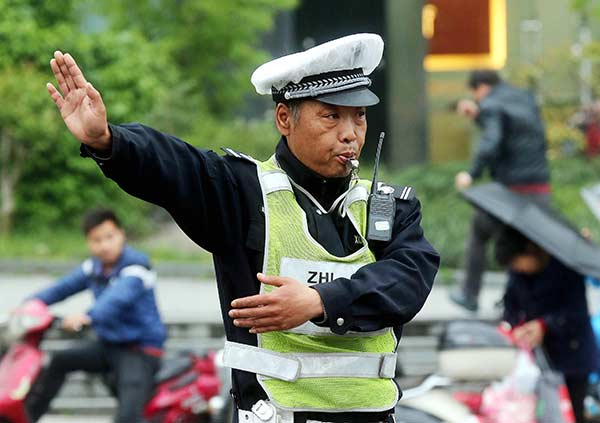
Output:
[{"xmin": 371, "ymin": 132, "xmax": 385, "ymax": 195}]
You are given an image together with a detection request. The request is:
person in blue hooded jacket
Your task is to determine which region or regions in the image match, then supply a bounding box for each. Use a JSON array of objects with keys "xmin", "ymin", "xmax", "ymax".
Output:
[{"xmin": 26, "ymin": 208, "xmax": 166, "ymax": 423}]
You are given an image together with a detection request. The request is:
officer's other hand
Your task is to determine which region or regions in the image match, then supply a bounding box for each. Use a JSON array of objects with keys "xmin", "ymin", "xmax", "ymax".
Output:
[
  {"xmin": 47, "ymin": 51, "xmax": 111, "ymax": 151},
  {"xmin": 229, "ymin": 273, "xmax": 324, "ymax": 334},
  {"xmin": 62, "ymin": 313, "xmax": 91, "ymax": 332},
  {"xmin": 455, "ymin": 171, "xmax": 473, "ymax": 190},
  {"xmin": 456, "ymin": 99, "xmax": 479, "ymax": 119}
]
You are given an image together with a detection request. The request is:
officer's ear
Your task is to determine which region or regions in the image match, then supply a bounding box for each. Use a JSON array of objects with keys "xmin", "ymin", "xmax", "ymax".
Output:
[{"xmin": 275, "ymin": 102, "xmax": 293, "ymax": 136}]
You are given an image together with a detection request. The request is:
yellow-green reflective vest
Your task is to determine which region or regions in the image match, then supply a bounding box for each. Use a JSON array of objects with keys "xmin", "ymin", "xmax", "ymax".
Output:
[{"xmin": 254, "ymin": 156, "xmax": 399, "ymax": 412}]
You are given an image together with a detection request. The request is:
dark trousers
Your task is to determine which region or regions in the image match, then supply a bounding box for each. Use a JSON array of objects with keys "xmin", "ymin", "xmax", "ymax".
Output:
[
  {"xmin": 26, "ymin": 340, "xmax": 160, "ymax": 423},
  {"xmin": 566, "ymin": 375, "xmax": 588, "ymax": 423},
  {"xmin": 460, "ymin": 192, "xmax": 551, "ymax": 302}
]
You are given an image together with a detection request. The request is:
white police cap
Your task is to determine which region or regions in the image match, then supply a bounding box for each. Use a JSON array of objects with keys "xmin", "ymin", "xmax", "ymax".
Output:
[{"xmin": 251, "ymin": 33, "xmax": 384, "ymax": 107}]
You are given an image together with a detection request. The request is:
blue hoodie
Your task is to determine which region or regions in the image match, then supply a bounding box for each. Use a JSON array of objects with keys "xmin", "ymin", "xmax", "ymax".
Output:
[{"xmin": 34, "ymin": 246, "xmax": 166, "ymax": 349}]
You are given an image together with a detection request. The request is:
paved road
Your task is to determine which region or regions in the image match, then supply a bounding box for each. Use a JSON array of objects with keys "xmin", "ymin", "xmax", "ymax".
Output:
[
  {"xmin": 0, "ymin": 271, "xmax": 504, "ymax": 324},
  {"xmin": 3, "ymin": 271, "xmax": 600, "ymax": 324},
  {"xmin": 41, "ymin": 416, "xmax": 111, "ymax": 423},
  {"xmin": 0, "ymin": 274, "xmax": 221, "ymax": 324}
]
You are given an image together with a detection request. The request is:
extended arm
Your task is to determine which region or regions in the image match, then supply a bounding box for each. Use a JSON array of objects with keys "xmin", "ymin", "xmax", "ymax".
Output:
[
  {"xmin": 47, "ymin": 52, "xmax": 242, "ymax": 254},
  {"xmin": 32, "ymin": 265, "xmax": 88, "ymax": 305}
]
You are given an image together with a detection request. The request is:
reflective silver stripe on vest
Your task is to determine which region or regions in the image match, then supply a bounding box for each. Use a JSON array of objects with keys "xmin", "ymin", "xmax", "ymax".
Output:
[
  {"xmin": 262, "ymin": 171, "xmax": 292, "ymax": 194},
  {"xmin": 223, "ymin": 341, "xmax": 300, "ymax": 382},
  {"xmin": 223, "ymin": 341, "xmax": 397, "ymax": 382},
  {"xmin": 344, "ymin": 184, "xmax": 368, "ymax": 205}
]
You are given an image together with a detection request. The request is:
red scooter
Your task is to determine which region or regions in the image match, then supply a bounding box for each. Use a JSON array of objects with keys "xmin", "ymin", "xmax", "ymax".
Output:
[{"xmin": 0, "ymin": 300, "xmax": 224, "ymax": 423}]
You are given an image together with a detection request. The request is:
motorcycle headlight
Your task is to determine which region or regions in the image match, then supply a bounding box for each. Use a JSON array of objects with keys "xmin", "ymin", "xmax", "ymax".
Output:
[
  {"xmin": 208, "ymin": 395, "xmax": 226, "ymax": 415},
  {"xmin": 7, "ymin": 314, "xmax": 42, "ymax": 342}
]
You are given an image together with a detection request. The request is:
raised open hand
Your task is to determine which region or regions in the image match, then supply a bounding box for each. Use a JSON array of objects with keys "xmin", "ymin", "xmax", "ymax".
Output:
[{"xmin": 47, "ymin": 51, "xmax": 111, "ymax": 151}]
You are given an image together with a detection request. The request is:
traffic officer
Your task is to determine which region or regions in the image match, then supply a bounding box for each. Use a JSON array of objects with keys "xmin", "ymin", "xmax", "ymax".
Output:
[{"xmin": 46, "ymin": 33, "xmax": 439, "ymax": 423}]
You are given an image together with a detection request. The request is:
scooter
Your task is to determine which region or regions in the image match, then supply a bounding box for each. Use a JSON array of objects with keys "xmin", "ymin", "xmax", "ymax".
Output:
[
  {"xmin": 394, "ymin": 320, "xmax": 574, "ymax": 423},
  {"xmin": 394, "ymin": 320, "xmax": 505, "ymax": 423},
  {"xmin": 0, "ymin": 300, "xmax": 225, "ymax": 423}
]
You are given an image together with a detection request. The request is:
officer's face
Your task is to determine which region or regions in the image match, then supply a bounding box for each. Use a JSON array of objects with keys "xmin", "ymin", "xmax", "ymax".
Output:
[
  {"xmin": 86, "ymin": 220, "xmax": 126, "ymax": 268},
  {"xmin": 276, "ymin": 100, "xmax": 367, "ymax": 178}
]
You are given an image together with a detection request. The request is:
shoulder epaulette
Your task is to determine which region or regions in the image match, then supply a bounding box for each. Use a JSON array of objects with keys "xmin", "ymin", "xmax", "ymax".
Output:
[
  {"xmin": 221, "ymin": 147, "xmax": 257, "ymax": 164},
  {"xmin": 391, "ymin": 184, "xmax": 416, "ymax": 201}
]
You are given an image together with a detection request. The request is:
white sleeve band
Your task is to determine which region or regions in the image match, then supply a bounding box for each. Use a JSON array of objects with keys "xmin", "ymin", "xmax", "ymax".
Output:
[{"xmin": 120, "ymin": 265, "xmax": 157, "ymax": 289}]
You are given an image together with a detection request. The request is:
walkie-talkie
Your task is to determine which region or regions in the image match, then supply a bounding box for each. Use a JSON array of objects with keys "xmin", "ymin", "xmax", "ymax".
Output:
[{"xmin": 366, "ymin": 132, "xmax": 395, "ymax": 242}]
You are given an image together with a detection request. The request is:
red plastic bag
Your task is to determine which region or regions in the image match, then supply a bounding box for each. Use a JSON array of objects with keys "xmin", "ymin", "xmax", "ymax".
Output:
[{"xmin": 479, "ymin": 349, "xmax": 539, "ymax": 423}]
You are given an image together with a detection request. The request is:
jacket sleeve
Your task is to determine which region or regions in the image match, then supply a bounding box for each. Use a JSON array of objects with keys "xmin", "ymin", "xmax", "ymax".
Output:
[
  {"xmin": 502, "ymin": 277, "xmax": 521, "ymax": 327},
  {"xmin": 469, "ymin": 105, "xmax": 504, "ymax": 179},
  {"xmin": 32, "ymin": 265, "xmax": 89, "ymax": 305},
  {"xmin": 87, "ymin": 268, "xmax": 152, "ymax": 324},
  {"xmin": 312, "ymin": 198, "xmax": 440, "ymax": 335},
  {"xmin": 82, "ymin": 123, "xmax": 242, "ymax": 255}
]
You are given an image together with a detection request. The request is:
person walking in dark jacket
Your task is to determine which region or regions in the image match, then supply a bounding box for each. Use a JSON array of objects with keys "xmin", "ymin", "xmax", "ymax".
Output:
[
  {"xmin": 26, "ymin": 208, "xmax": 166, "ymax": 423},
  {"xmin": 495, "ymin": 226, "xmax": 597, "ymax": 423},
  {"xmin": 45, "ymin": 34, "xmax": 439, "ymax": 422},
  {"xmin": 450, "ymin": 70, "xmax": 551, "ymax": 312}
]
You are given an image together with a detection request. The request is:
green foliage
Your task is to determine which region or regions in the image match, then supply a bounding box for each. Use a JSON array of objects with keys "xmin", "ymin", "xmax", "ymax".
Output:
[
  {"xmin": 381, "ymin": 161, "xmax": 472, "ymax": 268},
  {"xmin": 7, "ymin": 156, "xmax": 600, "ymax": 268},
  {"xmin": 1, "ymin": 0, "xmax": 296, "ymax": 237},
  {"xmin": 0, "ymin": 0, "xmax": 174, "ymax": 233},
  {"xmin": 184, "ymin": 115, "xmax": 280, "ymax": 161},
  {"xmin": 543, "ymin": 105, "xmax": 586, "ymax": 159},
  {"xmin": 505, "ymin": 48, "xmax": 584, "ymax": 160},
  {"xmin": 0, "ymin": 228, "xmax": 213, "ymax": 263},
  {"xmin": 571, "ymin": 0, "xmax": 600, "ymax": 17},
  {"xmin": 384, "ymin": 156, "xmax": 600, "ymax": 269},
  {"xmin": 97, "ymin": 0, "xmax": 297, "ymax": 118}
]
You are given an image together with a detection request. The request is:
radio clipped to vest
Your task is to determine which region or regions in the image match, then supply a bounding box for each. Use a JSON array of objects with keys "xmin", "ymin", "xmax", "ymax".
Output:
[{"xmin": 367, "ymin": 132, "xmax": 396, "ymax": 242}]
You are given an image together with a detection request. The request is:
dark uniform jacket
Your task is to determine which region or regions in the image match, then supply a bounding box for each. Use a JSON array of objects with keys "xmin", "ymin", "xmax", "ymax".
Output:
[
  {"xmin": 470, "ymin": 82, "xmax": 550, "ymax": 186},
  {"xmin": 83, "ymin": 123, "xmax": 440, "ymax": 422},
  {"xmin": 503, "ymin": 257, "xmax": 598, "ymax": 376}
]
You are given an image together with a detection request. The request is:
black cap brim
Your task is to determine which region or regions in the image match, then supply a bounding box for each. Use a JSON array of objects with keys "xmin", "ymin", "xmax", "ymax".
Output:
[{"xmin": 316, "ymin": 87, "xmax": 380, "ymax": 107}]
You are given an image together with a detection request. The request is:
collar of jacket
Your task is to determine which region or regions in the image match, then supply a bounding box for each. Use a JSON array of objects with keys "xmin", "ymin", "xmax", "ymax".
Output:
[
  {"xmin": 275, "ymin": 137, "xmax": 352, "ymax": 210},
  {"xmin": 478, "ymin": 81, "xmax": 508, "ymax": 106}
]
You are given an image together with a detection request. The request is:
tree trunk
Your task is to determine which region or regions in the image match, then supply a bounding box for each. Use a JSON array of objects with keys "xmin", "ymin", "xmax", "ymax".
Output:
[{"xmin": 0, "ymin": 131, "xmax": 19, "ymax": 237}]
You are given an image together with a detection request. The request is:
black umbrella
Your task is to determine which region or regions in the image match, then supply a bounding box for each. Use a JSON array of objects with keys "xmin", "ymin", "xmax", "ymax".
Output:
[
  {"xmin": 581, "ymin": 183, "xmax": 600, "ymax": 222},
  {"xmin": 461, "ymin": 182, "xmax": 600, "ymax": 280}
]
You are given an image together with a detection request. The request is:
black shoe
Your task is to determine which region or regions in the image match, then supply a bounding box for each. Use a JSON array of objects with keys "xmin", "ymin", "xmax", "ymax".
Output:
[{"xmin": 449, "ymin": 290, "xmax": 479, "ymax": 312}]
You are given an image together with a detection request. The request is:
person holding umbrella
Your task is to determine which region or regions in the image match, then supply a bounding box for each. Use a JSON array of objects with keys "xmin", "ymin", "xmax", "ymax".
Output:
[
  {"xmin": 495, "ymin": 225, "xmax": 597, "ymax": 423},
  {"xmin": 461, "ymin": 182, "xmax": 600, "ymax": 422}
]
